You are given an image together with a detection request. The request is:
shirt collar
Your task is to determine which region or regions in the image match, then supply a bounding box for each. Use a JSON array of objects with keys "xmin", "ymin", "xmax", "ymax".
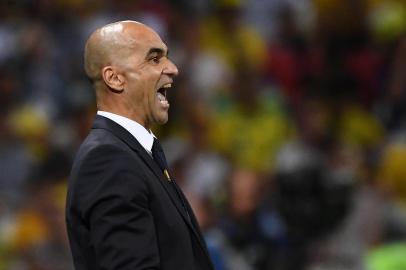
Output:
[{"xmin": 97, "ymin": 111, "xmax": 154, "ymax": 153}]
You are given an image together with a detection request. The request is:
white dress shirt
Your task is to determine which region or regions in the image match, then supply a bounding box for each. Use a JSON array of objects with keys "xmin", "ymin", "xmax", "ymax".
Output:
[{"xmin": 97, "ymin": 111, "xmax": 154, "ymax": 154}]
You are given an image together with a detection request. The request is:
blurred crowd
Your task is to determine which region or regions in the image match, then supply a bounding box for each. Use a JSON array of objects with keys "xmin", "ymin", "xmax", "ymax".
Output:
[{"xmin": 1, "ymin": 0, "xmax": 406, "ymax": 269}]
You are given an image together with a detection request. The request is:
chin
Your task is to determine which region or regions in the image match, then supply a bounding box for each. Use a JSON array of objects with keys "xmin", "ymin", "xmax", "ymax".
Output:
[
  {"xmin": 155, "ymin": 115, "xmax": 169, "ymax": 125},
  {"xmin": 156, "ymin": 120, "xmax": 168, "ymax": 125}
]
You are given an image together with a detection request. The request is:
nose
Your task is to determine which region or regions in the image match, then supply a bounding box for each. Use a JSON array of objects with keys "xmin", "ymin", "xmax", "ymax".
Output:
[{"xmin": 163, "ymin": 59, "xmax": 179, "ymax": 77}]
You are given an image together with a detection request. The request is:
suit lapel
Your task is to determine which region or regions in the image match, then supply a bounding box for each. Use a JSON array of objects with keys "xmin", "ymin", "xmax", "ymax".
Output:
[
  {"xmin": 135, "ymin": 150, "xmax": 212, "ymax": 259},
  {"xmin": 91, "ymin": 116, "xmax": 211, "ymax": 259}
]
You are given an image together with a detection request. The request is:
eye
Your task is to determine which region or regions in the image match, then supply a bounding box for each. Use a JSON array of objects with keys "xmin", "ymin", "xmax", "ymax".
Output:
[{"xmin": 151, "ymin": 56, "xmax": 160, "ymax": 64}]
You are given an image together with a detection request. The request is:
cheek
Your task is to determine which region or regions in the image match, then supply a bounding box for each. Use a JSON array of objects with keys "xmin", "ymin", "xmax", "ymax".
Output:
[
  {"xmin": 145, "ymin": 65, "xmax": 163, "ymax": 81},
  {"xmin": 126, "ymin": 67, "xmax": 162, "ymax": 103}
]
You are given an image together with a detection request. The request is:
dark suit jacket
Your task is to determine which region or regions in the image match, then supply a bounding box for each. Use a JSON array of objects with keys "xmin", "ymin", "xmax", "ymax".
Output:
[{"xmin": 66, "ymin": 115, "xmax": 214, "ymax": 270}]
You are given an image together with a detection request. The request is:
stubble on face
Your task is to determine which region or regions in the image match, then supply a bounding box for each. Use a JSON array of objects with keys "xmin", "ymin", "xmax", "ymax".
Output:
[
  {"xmin": 118, "ymin": 27, "xmax": 171, "ymax": 129},
  {"xmin": 85, "ymin": 21, "xmax": 175, "ymax": 129}
]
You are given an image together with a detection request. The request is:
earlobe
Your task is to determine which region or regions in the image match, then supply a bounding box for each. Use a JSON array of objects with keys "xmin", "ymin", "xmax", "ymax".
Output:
[{"xmin": 101, "ymin": 66, "xmax": 124, "ymax": 93}]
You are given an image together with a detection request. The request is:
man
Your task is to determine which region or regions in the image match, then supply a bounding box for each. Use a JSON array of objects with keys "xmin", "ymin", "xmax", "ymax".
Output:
[{"xmin": 66, "ymin": 20, "xmax": 214, "ymax": 270}]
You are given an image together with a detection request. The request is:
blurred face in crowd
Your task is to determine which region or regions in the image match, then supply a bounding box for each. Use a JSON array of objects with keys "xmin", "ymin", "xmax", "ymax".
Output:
[
  {"xmin": 84, "ymin": 21, "xmax": 179, "ymax": 129},
  {"xmin": 229, "ymin": 169, "xmax": 262, "ymax": 219}
]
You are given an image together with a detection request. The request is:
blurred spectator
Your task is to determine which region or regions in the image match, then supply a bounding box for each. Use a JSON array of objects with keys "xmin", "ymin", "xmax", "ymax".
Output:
[
  {"xmin": 216, "ymin": 168, "xmax": 269, "ymax": 270},
  {"xmin": 208, "ymin": 66, "xmax": 293, "ymax": 172},
  {"xmin": 3, "ymin": 150, "xmax": 72, "ymax": 270}
]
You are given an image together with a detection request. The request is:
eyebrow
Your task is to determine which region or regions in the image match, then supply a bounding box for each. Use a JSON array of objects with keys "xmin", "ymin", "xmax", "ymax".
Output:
[{"xmin": 146, "ymin": 47, "xmax": 168, "ymax": 58}]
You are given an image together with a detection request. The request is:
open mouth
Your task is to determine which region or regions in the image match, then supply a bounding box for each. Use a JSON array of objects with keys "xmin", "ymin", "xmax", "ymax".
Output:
[{"xmin": 157, "ymin": 83, "xmax": 171, "ymax": 107}]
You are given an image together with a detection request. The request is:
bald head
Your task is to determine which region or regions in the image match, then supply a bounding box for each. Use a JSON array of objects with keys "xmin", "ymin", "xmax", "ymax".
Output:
[
  {"xmin": 84, "ymin": 20, "xmax": 159, "ymax": 82},
  {"xmin": 82, "ymin": 20, "xmax": 178, "ymax": 128}
]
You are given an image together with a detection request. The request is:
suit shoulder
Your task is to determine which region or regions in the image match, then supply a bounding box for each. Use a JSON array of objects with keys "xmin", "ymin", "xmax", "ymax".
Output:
[
  {"xmin": 67, "ymin": 130, "xmax": 149, "ymax": 207},
  {"xmin": 69, "ymin": 128, "xmax": 142, "ymax": 184},
  {"xmin": 73, "ymin": 128, "xmax": 129, "ymax": 161}
]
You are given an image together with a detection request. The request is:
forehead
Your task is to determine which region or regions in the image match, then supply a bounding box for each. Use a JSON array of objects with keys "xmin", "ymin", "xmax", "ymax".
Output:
[{"xmin": 125, "ymin": 26, "xmax": 167, "ymax": 54}]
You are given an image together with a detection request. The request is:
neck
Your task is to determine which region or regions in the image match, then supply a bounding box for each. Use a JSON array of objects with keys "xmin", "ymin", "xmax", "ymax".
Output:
[{"xmin": 96, "ymin": 86, "xmax": 151, "ymax": 129}]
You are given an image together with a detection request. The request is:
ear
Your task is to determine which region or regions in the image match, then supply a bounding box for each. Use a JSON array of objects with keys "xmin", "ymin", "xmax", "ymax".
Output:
[{"xmin": 101, "ymin": 66, "xmax": 125, "ymax": 93}]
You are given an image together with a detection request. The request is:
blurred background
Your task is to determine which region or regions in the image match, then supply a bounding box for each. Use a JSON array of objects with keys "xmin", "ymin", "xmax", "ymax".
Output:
[{"xmin": 1, "ymin": 0, "xmax": 406, "ymax": 269}]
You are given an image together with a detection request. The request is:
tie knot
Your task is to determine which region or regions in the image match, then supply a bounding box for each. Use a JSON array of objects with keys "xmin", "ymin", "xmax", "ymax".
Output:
[
  {"xmin": 152, "ymin": 138, "xmax": 168, "ymax": 171},
  {"xmin": 152, "ymin": 138, "xmax": 163, "ymax": 153}
]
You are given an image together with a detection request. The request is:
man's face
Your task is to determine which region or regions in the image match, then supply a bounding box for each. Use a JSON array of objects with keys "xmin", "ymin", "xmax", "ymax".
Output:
[{"xmin": 118, "ymin": 28, "xmax": 178, "ymax": 129}]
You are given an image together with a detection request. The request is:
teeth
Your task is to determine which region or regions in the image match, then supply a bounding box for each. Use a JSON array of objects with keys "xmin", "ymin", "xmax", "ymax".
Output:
[
  {"xmin": 157, "ymin": 84, "xmax": 171, "ymax": 107},
  {"xmin": 157, "ymin": 92, "xmax": 166, "ymax": 101},
  {"xmin": 157, "ymin": 92, "xmax": 169, "ymax": 106}
]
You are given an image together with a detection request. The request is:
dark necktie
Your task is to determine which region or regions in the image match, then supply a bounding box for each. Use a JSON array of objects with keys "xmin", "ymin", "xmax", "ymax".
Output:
[
  {"xmin": 151, "ymin": 138, "xmax": 170, "ymax": 180},
  {"xmin": 151, "ymin": 138, "xmax": 190, "ymax": 220}
]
